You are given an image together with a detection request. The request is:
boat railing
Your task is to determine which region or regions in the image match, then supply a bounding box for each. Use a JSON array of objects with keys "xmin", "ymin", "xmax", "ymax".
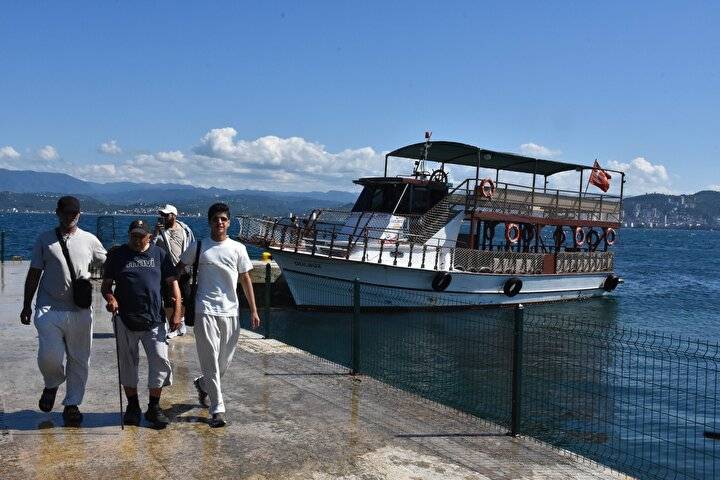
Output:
[
  {"xmin": 446, "ymin": 178, "xmax": 623, "ymax": 224},
  {"xmin": 237, "ymin": 216, "xmax": 615, "ymax": 275}
]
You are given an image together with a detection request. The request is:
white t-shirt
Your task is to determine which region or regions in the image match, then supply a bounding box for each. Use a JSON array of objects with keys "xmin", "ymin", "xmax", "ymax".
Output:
[
  {"xmin": 180, "ymin": 237, "xmax": 253, "ymax": 316},
  {"xmin": 31, "ymin": 227, "xmax": 107, "ymax": 311}
]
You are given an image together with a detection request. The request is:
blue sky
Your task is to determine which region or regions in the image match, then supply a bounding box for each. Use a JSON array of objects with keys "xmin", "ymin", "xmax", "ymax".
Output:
[{"xmin": 1, "ymin": 1, "xmax": 719, "ymax": 194}]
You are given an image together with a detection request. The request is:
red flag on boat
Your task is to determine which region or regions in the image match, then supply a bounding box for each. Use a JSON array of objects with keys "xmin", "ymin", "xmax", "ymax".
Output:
[{"xmin": 589, "ymin": 160, "xmax": 612, "ymax": 192}]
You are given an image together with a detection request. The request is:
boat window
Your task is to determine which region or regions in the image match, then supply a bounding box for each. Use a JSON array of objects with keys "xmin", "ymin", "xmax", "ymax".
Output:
[
  {"xmin": 352, "ymin": 182, "xmax": 448, "ymax": 214},
  {"xmin": 352, "ymin": 184, "xmax": 406, "ymax": 213}
]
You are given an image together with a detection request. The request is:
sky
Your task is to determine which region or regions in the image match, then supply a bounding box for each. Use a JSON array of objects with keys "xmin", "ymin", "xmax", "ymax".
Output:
[{"xmin": 1, "ymin": 1, "xmax": 719, "ymax": 196}]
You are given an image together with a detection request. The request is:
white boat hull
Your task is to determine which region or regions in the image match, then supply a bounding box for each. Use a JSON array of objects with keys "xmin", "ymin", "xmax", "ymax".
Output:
[{"xmin": 270, "ymin": 249, "xmax": 614, "ymax": 308}]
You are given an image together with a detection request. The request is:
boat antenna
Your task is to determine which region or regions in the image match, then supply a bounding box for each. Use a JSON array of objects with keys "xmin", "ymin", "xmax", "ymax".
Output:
[{"xmin": 414, "ymin": 131, "xmax": 432, "ymax": 178}]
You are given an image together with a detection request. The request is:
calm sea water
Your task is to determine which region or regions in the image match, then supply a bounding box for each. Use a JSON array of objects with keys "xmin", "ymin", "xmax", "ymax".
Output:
[{"xmin": 2, "ymin": 212, "xmax": 718, "ymax": 341}]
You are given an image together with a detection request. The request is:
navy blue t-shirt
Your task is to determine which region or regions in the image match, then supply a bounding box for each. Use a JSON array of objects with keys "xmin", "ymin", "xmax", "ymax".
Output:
[{"xmin": 103, "ymin": 244, "xmax": 175, "ymax": 326}]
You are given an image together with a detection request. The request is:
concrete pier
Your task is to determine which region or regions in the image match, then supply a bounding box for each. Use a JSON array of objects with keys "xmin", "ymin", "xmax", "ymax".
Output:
[{"xmin": 0, "ymin": 261, "xmax": 628, "ymax": 479}]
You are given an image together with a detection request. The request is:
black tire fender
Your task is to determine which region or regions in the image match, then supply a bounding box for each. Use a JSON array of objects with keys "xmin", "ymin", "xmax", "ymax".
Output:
[
  {"xmin": 503, "ymin": 277, "xmax": 523, "ymax": 297},
  {"xmin": 432, "ymin": 272, "xmax": 452, "ymax": 292},
  {"xmin": 603, "ymin": 274, "xmax": 620, "ymax": 292}
]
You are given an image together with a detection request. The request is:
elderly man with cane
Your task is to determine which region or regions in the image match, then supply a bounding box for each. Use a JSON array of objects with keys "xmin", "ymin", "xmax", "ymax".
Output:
[{"xmin": 101, "ymin": 220, "xmax": 182, "ymax": 428}]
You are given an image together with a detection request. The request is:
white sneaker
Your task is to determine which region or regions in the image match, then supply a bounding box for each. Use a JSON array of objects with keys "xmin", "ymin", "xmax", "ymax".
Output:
[{"xmin": 166, "ymin": 322, "xmax": 187, "ymax": 340}]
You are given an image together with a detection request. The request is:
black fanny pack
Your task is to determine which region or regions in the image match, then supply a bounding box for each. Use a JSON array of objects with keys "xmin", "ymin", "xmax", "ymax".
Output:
[
  {"xmin": 121, "ymin": 311, "xmax": 155, "ymax": 332},
  {"xmin": 72, "ymin": 278, "xmax": 94, "ymax": 309},
  {"xmin": 56, "ymin": 228, "xmax": 93, "ymax": 309}
]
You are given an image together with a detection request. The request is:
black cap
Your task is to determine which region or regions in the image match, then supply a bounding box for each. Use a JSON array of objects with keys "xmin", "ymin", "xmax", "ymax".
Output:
[
  {"xmin": 128, "ymin": 220, "xmax": 151, "ymax": 235},
  {"xmin": 57, "ymin": 196, "xmax": 80, "ymax": 213}
]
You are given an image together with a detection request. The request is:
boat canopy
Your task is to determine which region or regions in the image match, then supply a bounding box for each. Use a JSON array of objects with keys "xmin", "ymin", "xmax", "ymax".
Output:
[{"xmin": 387, "ymin": 141, "xmax": 589, "ymax": 176}]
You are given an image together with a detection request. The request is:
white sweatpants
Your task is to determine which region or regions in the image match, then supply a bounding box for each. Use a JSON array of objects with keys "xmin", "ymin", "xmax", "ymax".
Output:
[
  {"xmin": 115, "ymin": 318, "xmax": 172, "ymax": 389},
  {"xmin": 34, "ymin": 306, "xmax": 93, "ymax": 406},
  {"xmin": 195, "ymin": 314, "xmax": 241, "ymax": 414}
]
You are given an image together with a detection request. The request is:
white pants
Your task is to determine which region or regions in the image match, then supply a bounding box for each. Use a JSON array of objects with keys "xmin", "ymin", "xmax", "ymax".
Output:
[
  {"xmin": 195, "ymin": 314, "xmax": 240, "ymax": 414},
  {"xmin": 34, "ymin": 306, "xmax": 93, "ymax": 406},
  {"xmin": 115, "ymin": 318, "xmax": 172, "ymax": 389}
]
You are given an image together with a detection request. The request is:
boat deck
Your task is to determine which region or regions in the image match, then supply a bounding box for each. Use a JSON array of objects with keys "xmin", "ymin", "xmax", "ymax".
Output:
[{"xmin": 0, "ymin": 261, "xmax": 626, "ymax": 479}]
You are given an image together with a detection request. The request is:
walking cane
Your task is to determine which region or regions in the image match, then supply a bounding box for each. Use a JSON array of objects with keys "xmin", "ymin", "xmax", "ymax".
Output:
[{"xmin": 111, "ymin": 313, "xmax": 124, "ymax": 430}]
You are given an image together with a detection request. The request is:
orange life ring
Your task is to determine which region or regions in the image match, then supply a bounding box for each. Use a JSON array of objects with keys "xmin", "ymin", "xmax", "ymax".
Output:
[
  {"xmin": 505, "ymin": 223, "xmax": 520, "ymax": 244},
  {"xmin": 478, "ymin": 178, "xmax": 496, "ymax": 198},
  {"xmin": 573, "ymin": 227, "xmax": 585, "ymax": 246},
  {"xmin": 605, "ymin": 228, "xmax": 617, "ymax": 245}
]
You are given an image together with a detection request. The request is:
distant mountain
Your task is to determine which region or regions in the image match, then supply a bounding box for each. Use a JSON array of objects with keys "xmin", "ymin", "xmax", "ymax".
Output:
[
  {"xmin": 0, "ymin": 169, "xmax": 91, "ymax": 194},
  {"xmin": 623, "ymin": 191, "xmax": 720, "ymax": 228},
  {"xmin": 0, "ymin": 191, "xmax": 109, "ymax": 213},
  {"xmin": 0, "ymin": 168, "xmax": 358, "ymax": 215}
]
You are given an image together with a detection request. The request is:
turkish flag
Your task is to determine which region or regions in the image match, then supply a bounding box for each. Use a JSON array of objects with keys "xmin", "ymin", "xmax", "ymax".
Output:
[{"xmin": 589, "ymin": 160, "xmax": 611, "ymax": 192}]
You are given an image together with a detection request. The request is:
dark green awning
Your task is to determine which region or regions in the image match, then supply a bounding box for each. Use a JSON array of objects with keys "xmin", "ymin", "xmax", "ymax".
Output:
[{"xmin": 387, "ymin": 141, "xmax": 587, "ymax": 176}]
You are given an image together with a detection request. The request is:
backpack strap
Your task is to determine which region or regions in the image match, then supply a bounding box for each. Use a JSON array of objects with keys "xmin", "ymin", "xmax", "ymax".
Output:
[{"xmin": 55, "ymin": 228, "xmax": 78, "ymax": 283}]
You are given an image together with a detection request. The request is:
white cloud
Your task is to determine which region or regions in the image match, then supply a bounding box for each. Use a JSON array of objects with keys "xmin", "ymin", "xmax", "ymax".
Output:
[
  {"xmin": 99, "ymin": 139, "xmax": 122, "ymax": 155},
  {"xmin": 38, "ymin": 145, "xmax": 59, "ymax": 160},
  {"xmin": 0, "ymin": 146, "xmax": 20, "ymax": 159},
  {"xmin": 187, "ymin": 127, "xmax": 384, "ymax": 190},
  {"xmin": 519, "ymin": 142, "xmax": 561, "ymax": 159},
  {"xmin": 607, "ymin": 157, "xmax": 671, "ymax": 195}
]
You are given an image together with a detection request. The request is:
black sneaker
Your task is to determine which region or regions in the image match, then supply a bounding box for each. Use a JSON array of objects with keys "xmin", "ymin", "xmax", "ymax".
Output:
[
  {"xmin": 145, "ymin": 404, "xmax": 170, "ymax": 428},
  {"xmin": 123, "ymin": 404, "xmax": 142, "ymax": 426},
  {"xmin": 62, "ymin": 405, "xmax": 83, "ymax": 426},
  {"xmin": 208, "ymin": 413, "xmax": 226, "ymax": 428},
  {"xmin": 194, "ymin": 377, "xmax": 209, "ymax": 407},
  {"xmin": 39, "ymin": 387, "xmax": 58, "ymax": 412}
]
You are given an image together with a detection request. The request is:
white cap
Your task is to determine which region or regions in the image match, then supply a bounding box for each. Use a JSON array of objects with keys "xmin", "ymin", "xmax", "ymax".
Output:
[{"xmin": 158, "ymin": 204, "xmax": 178, "ymax": 216}]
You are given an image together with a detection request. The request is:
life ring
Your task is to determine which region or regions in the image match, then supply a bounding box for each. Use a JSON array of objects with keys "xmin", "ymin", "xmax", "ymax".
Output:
[
  {"xmin": 432, "ymin": 272, "xmax": 452, "ymax": 292},
  {"xmin": 586, "ymin": 229, "xmax": 600, "ymax": 250},
  {"xmin": 478, "ymin": 178, "xmax": 496, "ymax": 198},
  {"xmin": 603, "ymin": 274, "xmax": 620, "ymax": 292},
  {"xmin": 503, "ymin": 277, "xmax": 523, "ymax": 297},
  {"xmin": 553, "ymin": 227, "xmax": 566, "ymax": 246},
  {"xmin": 605, "ymin": 228, "xmax": 617, "ymax": 245},
  {"xmin": 573, "ymin": 227, "xmax": 585, "ymax": 246},
  {"xmin": 505, "ymin": 223, "xmax": 520, "ymax": 244},
  {"xmin": 521, "ymin": 224, "xmax": 535, "ymax": 243}
]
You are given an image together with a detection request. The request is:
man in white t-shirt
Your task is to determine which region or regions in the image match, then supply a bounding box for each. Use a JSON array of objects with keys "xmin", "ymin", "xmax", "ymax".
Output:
[
  {"xmin": 20, "ymin": 196, "xmax": 107, "ymax": 426},
  {"xmin": 177, "ymin": 202, "xmax": 260, "ymax": 427}
]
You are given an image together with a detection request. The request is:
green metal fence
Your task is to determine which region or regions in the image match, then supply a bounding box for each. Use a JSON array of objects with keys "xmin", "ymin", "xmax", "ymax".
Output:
[{"xmin": 247, "ymin": 275, "xmax": 719, "ymax": 480}]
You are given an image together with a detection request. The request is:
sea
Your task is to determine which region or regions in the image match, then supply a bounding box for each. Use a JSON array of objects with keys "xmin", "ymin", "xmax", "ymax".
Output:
[{"xmin": 1, "ymin": 212, "xmax": 718, "ymax": 341}]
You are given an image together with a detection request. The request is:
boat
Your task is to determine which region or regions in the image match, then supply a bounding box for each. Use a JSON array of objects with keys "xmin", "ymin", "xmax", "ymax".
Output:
[{"xmin": 238, "ymin": 135, "xmax": 625, "ymax": 308}]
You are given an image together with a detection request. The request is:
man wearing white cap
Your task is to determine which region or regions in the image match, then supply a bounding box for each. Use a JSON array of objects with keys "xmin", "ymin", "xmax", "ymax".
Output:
[{"xmin": 153, "ymin": 204, "xmax": 195, "ymax": 338}]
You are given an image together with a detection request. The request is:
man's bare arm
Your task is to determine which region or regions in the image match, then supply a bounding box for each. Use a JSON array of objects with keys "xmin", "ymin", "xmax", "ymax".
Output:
[
  {"xmin": 101, "ymin": 278, "xmax": 119, "ymax": 313},
  {"xmin": 239, "ymin": 272, "xmax": 260, "ymax": 329},
  {"xmin": 20, "ymin": 267, "xmax": 42, "ymax": 325},
  {"xmin": 165, "ymin": 277, "xmax": 182, "ymax": 331}
]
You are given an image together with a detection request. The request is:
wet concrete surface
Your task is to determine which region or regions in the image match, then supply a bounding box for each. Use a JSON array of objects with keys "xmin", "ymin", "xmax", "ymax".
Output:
[{"xmin": 1, "ymin": 261, "xmax": 629, "ymax": 479}]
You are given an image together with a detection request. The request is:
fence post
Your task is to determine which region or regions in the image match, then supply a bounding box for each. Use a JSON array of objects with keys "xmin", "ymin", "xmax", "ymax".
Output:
[
  {"xmin": 351, "ymin": 278, "xmax": 360, "ymax": 375},
  {"xmin": 263, "ymin": 262, "xmax": 272, "ymax": 339},
  {"xmin": 1, "ymin": 231, "xmax": 4, "ymax": 263},
  {"xmin": 510, "ymin": 303, "xmax": 524, "ymax": 436}
]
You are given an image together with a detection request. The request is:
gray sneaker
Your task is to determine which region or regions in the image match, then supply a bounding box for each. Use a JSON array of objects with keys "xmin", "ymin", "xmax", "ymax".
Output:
[{"xmin": 208, "ymin": 413, "xmax": 226, "ymax": 428}]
